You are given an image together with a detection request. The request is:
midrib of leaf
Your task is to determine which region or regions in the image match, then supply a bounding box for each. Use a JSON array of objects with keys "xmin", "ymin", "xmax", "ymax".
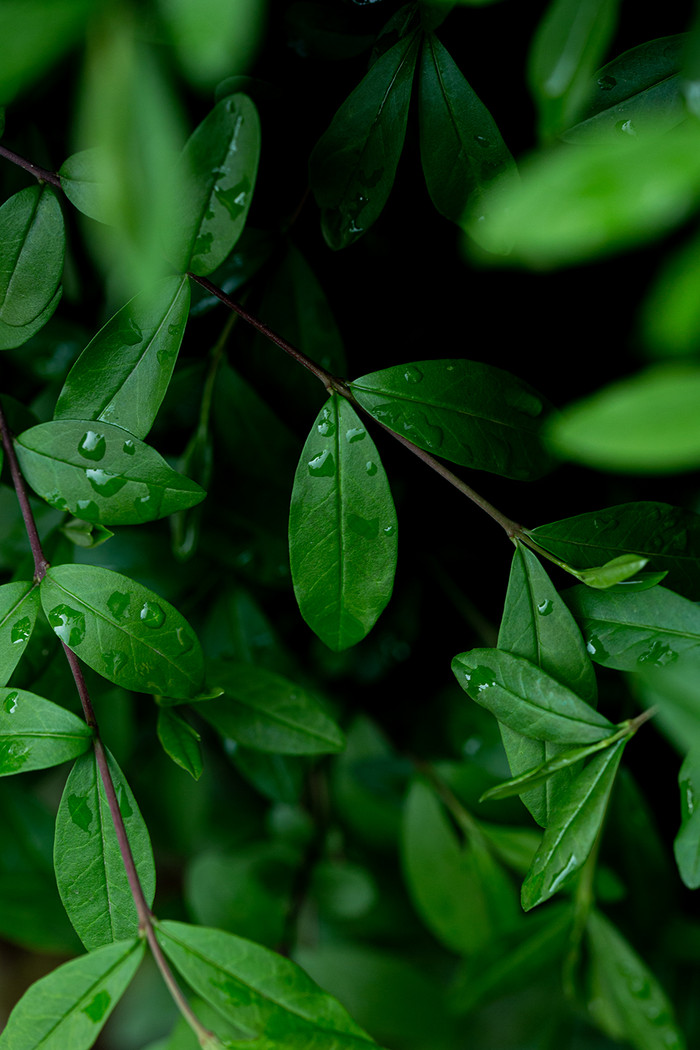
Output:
[
  {"xmin": 580, "ymin": 611, "xmax": 700, "ymax": 641},
  {"xmin": 18, "ymin": 440, "xmax": 189, "ymax": 493},
  {"xmin": 95, "ymin": 762, "xmax": 120, "ymax": 943},
  {"xmin": 0, "ymin": 582, "xmax": 37, "ymax": 628},
  {"xmin": 0, "ymin": 730, "xmax": 88, "ymax": 740},
  {"xmin": 228, "ymin": 691, "xmax": 338, "ymax": 746},
  {"xmin": 428, "ymin": 35, "xmax": 472, "ymax": 169},
  {"xmin": 352, "ymin": 381, "xmax": 534, "ymax": 433},
  {"xmin": 533, "ymin": 526, "xmax": 695, "ymax": 566},
  {"xmin": 1, "ymin": 191, "xmax": 40, "ymax": 309},
  {"xmin": 187, "ymin": 114, "xmax": 243, "ymax": 262},
  {"xmin": 478, "ymin": 674, "xmax": 607, "ymax": 733}
]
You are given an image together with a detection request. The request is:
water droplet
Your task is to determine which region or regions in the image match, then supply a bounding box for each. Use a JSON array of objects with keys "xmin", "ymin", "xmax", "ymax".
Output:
[
  {"xmin": 0, "ymin": 740, "xmax": 29, "ymax": 771},
  {"xmin": 684, "ymin": 780, "xmax": 696, "ymax": 816},
  {"xmin": 122, "ymin": 440, "xmax": 135, "ymax": 456},
  {"xmin": 466, "ymin": 665, "xmax": 497, "ymax": 694},
  {"xmin": 194, "ymin": 231, "xmax": 213, "ymax": 257},
  {"xmin": 308, "ymin": 450, "xmax": 336, "ymax": 478},
  {"xmin": 345, "ymin": 427, "xmax": 366, "ymax": 443},
  {"xmin": 45, "ymin": 491, "xmax": 69, "ymax": 511},
  {"xmin": 68, "ymin": 793, "xmax": 93, "ymax": 832},
  {"xmin": 48, "ymin": 605, "xmax": 86, "ymax": 647},
  {"xmin": 3, "ymin": 691, "xmax": 19, "ymax": 713},
  {"xmin": 156, "ymin": 346, "xmax": 173, "ymax": 366},
  {"xmin": 403, "ymin": 366, "xmax": 423, "ymax": 384},
  {"xmin": 637, "ymin": 640, "xmax": 678, "ymax": 667},
  {"xmin": 316, "ymin": 406, "xmax": 336, "ymax": 437},
  {"xmin": 473, "ymin": 134, "xmax": 491, "ymax": 148},
  {"xmin": 366, "ymin": 461, "xmax": 378, "ymax": 476},
  {"xmin": 348, "ymin": 514, "xmax": 379, "ymax": 539},
  {"xmin": 10, "ymin": 618, "xmax": 32, "ymax": 645},
  {"xmin": 140, "ymin": 601, "xmax": 165, "ymax": 629},
  {"xmin": 78, "ymin": 431, "xmax": 106, "ymax": 461},
  {"xmin": 587, "ymin": 640, "xmax": 596, "ymax": 654},
  {"xmin": 107, "ymin": 591, "xmax": 130, "ymax": 620},
  {"xmin": 213, "ymin": 179, "xmax": 250, "ymax": 219},
  {"xmin": 361, "ymin": 167, "xmax": 383, "ymax": 188},
  {"xmin": 616, "ymin": 119, "xmax": 637, "ymax": 136},
  {"xmin": 628, "ymin": 975, "xmax": 652, "ymax": 998},
  {"xmin": 117, "ymin": 783, "xmax": 133, "ymax": 819},
  {"xmin": 76, "ymin": 499, "xmax": 99, "ymax": 520},
  {"xmin": 103, "ymin": 651, "xmax": 128, "ymax": 677},
  {"xmin": 82, "ymin": 991, "xmax": 111, "ymax": 1023},
  {"xmin": 598, "ymin": 74, "xmax": 617, "ymax": 90},
  {"xmin": 537, "ymin": 598, "xmax": 554, "ymax": 616},
  {"xmin": 176, "ymin": 626, "xmax": 194, "ymax": 652},
  {"xmin": 86, "ymin": 468, "xmax": 127, "ymax": 497},
  {"xmin": 123, "ymin": 317, "xmax": 143, "ymax": 345},
  {"xmin": 383, "ymin": 524, "xmax": 395, "ymax": 536}
]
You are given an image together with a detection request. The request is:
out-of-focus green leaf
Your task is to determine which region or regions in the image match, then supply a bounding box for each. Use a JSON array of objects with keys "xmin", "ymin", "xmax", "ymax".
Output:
[
  {"xmin": 0, "ymin": 687, "xmax": 92, "ymax": 775},
  {"xmin": 158, "ymin": 0, "xmax": 268, "ymax": 90},
  {"xmin": 309, "ymin": 32, "xmax": 420, "ymax": 250},
  {"xmin": 0, "ymin": 0, "xmax": 92, "ymax": 103},
  {"xmin": 228, "ymin": 745, "xmax": 306, "ymax": 804},
  {"xmin": 674, "ymin": 743, "xmax": 700, "ymax": 888},
  {"xmin": 0, "ymin": 186, "xmax": 64, "ymax": 328},
  {"xmin": 157, "ymin": 708, "xmax": 203, "ymax": 779},
  {"xmin": 642, "ymin": 227, "xmax": 700, "ymax": 356},
  {"xmin": 0, "ymin": 581, "xmax": 40, "ymax": 686}
]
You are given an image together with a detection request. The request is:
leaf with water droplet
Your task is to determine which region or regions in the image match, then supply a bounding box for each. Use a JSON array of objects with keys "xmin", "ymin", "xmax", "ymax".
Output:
[
  {"xmin": 40, "ymin": 564, "xmax": 205, "ymax": 698},
  {"xmin": 0, "ymin": 580, "xmax": 41, "ymax": 686},
  {"xmin": 53, "ymin": 276, "xmax": 190, "ymax": 439},
  {"xmin": 0, "ymin": 687, "xmax": 92, "ymax": 776},
  {"xmin": 54, "ymin": 748, "xmax": 155, "ymax": 950},
  {"xmin": 674, "ymin": 743, "xmax": 700, "ymax": 889},
  {"xmin": 521, "ymin": 739, "xmax": 626, "ymax": 910},
  {"xmin": 289, "ymin": 394, "xmax": 397, "ymax": 651},
  {"xmin": 351, "ymin": 359, "xmax": 553, "ymax": 480},
  {"xmin": 0, "ymin": 184, "xmax": 65, "ymax": 329},
  {"xmin": 15, "ymin": 418, "xmax": 205, "ymax": 525}
]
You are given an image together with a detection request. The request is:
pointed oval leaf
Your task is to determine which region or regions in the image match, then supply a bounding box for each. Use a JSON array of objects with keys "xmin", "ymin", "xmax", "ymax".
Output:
[
  {"xmin": 0, "ymin": 580, "xmax": 40, "ymax": 686},
  {"xmin": 54, "ymin": 275, "xmax": 190, "ymax": 439},
  {"xmin": 350, "ymin": 360, "xmax": 553, "ymax": 480},
  {"xmin": 481, "ymin": 732, "xmax": 625, "ymax": 802},
  {"xmin": 168, "ymin": 93, "xmax": 260, "ymax": 276},
  {"xmin": 59, "ymin": 147, "xmax": 115, "ymax": 224},
  {"xmin": 0, "ymin": 185, "xmax": 64, "ymax": 327},
  {"xmin": 0, "ymin": 687, "xmax": 92, "ymax": 775},
  {"xmin": 289, "ymin": 394, "xmax": 397, "ymax": 651},
  {"xmin": 309, "ymin": 32, "xmax": 420, "ymax": 250},
  {"xmin": 15, "ymin": 419, "xmax": 205, "ymax": 525},
  {"xmin": 674, "ymin": 743, "xmax": 700, "ymax": 889},
  {"xmin": 157, "ymin": 708, "xmax": 203, "ymax": 780},
  {"xmin": 0, "ymin": 937, "xmax": 145, "ymax": 1050},
  {"xmin": 642, "ymin": 225, "xmax": 700, "ymax": 357},
  {"xmin": 521, "ymin": 739, "xmax": 626, "ymax": 910},
  {"xmin": 40, "ymin": 564, "xmax": 205, "ymax": 698},
  {"xmin": 0, "ymin": 287, "xmax": 62, "ymax": 350},
  {"xmin": 54, "ymin": 748, "xmax": 155, "ymax": 949},
  {"xmin": 156, "ymin": 919, "xmax": 377, "ymax": 1046},
  {"xmin": 452, "ymin": 648, "xmax": 615, "ymax": 743},
  {"xmin": 575, "ymin": 553, "xmax": 649, "ymax": 588}
]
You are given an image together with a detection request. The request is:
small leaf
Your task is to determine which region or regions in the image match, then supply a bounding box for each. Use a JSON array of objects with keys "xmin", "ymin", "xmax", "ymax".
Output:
[
  {"xmin": 575, "ymin": 553, "xmax": 650, "ymax": 588},
  {"xmin": 0, "ymin": 185, "xmax": 64, "ymax": 327},
  {"xmin": 350, "ymin": 359, "xmax": 553, "ymax": 480},
  {"xmin": 54, "ymin": 748, "xmax": 156, "ymax": 949},
  {"xmin": 521, "ymin": 739, "xmax": 625, "ymax": 910},
  {"xmin": 15, "ymin": 419, "xmax": 205, "ymax": 526},
  {"xmin": 0, "ymin": 937, "xmax": 145, "ymax": 1050},
  {"xmin": 0, "ymin": 581, "xmax": 40, "ymax": 686},
  {"xmin": 40, "ymin": 564, "xmax": 205, "ymax": 698},
  {"xmin": 452, "ymin": 648, "xmax": 615, "ymax": 743},
  {"xmin": 309, "ymin": 32, "xmax": 420, "ymax": 250},
  {"xmin": 0, "ymin": 687, "xmax": 92, "ymax": 775},
  {"xmin": 61, "ymin": 518, "xmax": 114, "ymax": 549},
  {"xmin": 289, "ymin": 393, "xmax": 398, "ymax": 651},
  {"xmin": 157, "ymin": 708, "xmax": 203, "ymax": 780},
  {"xmin": 674, "ymin": 743, "xmax": 700, "ymax": 889},
  {"xmin": 54, "ymin": 275, "xmax": 190, "ymax": 439}
]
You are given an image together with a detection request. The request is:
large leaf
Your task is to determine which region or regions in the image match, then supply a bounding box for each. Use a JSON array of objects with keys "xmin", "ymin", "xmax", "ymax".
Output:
[
  {"xmin": 15, "ymin": 419, "xmax": 205, "ymax": 525},
  {"xmin": 54, "ymin": 748, "xmax": 155, "ymax": 950},
  {"xmin": 289, "ymin": 393, "xmax": 397, "ymax": 651},
  {"xmin": 0, "ymin": 580, "xmax": 40, "ymax": 686},
  {"xmin": 309, "ymin": 31, "xmax": 420, "ymax": 250},
  {"xmin": 452, "ymin": 648, "xmax": 615, "ymax": 743},
  {"xmin": 350, "ymin": 359, "xmax": 552, "ymax": 480},
  {"xmin": 40, "ymin": 564, "xmax": 205, "ymax": 698},
  {"xmin": 0, "ymin": 0, "xmax": 92, "ymax": 103},
  {"xmin": 156, "ymin": 920, "xmax": 378, "ymax": 1047},
  {"xmin": 167, "ymin": 92, "xmax": 260, "ymax": 276},
  {"xmin": 565, "ymin": 585, "xmax": 700, "ymax": 671},
  {"xmin": 529, "ymin": 502, "xmax": 700, "ymax": 599},
  {"xmin": 53, "ymin": 276, "xmax": 190, "ymax": 439},
  {"xmin": 0, "ymin": 937, "xmax": 145, "ymax": 1050},
  {"xmin": 674, "ymin": 744, "xmax": 700, "ymax": 889},
  {"xmin": 521, "ymin": 740, "xmax": 625, "ymax": 909},
  {"xmin": 0, "ymin": 185, "xmax": 64, "ymax": 327},
  {"xmin": 498, "ymin": 543, "xmax": 597, "ymax": 826},
  {"xmin": 0, "ymin": 687, "xmax": 92, "ymax": 775}
]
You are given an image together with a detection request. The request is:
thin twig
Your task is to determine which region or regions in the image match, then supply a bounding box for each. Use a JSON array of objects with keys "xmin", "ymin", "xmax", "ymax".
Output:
[
  {"xmin": 0, "ymin": 400, "xmax": 49, "ymax": 582},
  {"xmin": 0, "ymin": 143, "xmax": 61, "ymax": 188}
]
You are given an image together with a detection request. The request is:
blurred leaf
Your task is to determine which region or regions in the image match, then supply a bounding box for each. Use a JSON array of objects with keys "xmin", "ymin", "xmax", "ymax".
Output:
[
  {"xmin": 0, "ymin": 580, "xmax": 40, "ymax": 686},
  {"xmin": 228, "ymin": 745, "xmax": 306, "ymax": 804},
  {"xmin": 0, "ymin": 186, "xmax": 64, "ymax": 327},
  {"xmin": 332, "ymin": 716, "xmax": 406, "ymax": 848},
  {"xmin": 0, "ymin": 686, "xmax": 92, "ymax": 775},
  {"xmin": 642, "ymin": 225, "xmax": 700, "ymax": 356},
  {"xmin": 285, "ymin": 3, "xmax": 374, "ymax": 61},
  {"xmin": 0, "ymin": 0, "xmax": 92, "ymax": 103},
  {"xmin": 157, "ymin": 708, "xmax": 204, "ymax": 779},
  {"xmin": 674, "ymin": 743, "xmax": 700, "ymax": 888},
  {"xmin": 158, "ymin": 0, "xmax": 268, "ymax": 90}
]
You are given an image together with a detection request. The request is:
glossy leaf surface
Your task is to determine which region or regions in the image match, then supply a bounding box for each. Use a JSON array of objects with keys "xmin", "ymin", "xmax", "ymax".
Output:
[
  {"xmin": 0, "ymin": 937, "xmax": 144, "ymax": 1050},
  {"xmin": 575, "ymin": 553, "xmax": 649, "ymax": 589},
  {"xmin": 289, "ymin": 394, "xmax": 397, "ymax": 651},
  {"xmin": 168, "ymin": 93, "xmax": 260, "ymax": 276},
  {"xmin": 54, "ymin": 275, "xmax": 190, "ymax": 439},
  {"xmin": 0, "ymin": 286, "xmax": 62, "ymax": 350},
  {"xmin": 452, "ymin": 648, "xmax": 614, "ymax": 743},
  {"xmin": 529, "ymin": 502, "xmax": 700, "ymax": 599},
  {"xmin": 351, "ymin": 360, "xmax": 552, "ymax": 480},
  {"xmin": 0, "ymin": 185, "xmax": 64, "ymax": 327},
  {"xmin": 674, "ymin": 744, "xmax": 700, "ymax": 889},
  {"xmin": 0, "ymin": 580, "xmax": 40, "ymax": 686},
  {"xmin": 0, "ymin": 687, "xmax": 92, "ymax": 776},
  {"xmin": 16, "ymin": 419, "xmax": 205, "ymax": 525},
  {"xmin": 157, "ymin": 708, "xmax": 203, "ymax": 780},
  {"xmin": 156, "ymin": 920, "xmax": 378, "ymax": 1046},
  {"xmin": 309, "ymin": 32, "xmax": 420, "ymax": 250},
  {"xmin": 481, "ymin": 733, "xmax": 625, "ymax": 802},
  {"xmin": 40, "ymin": 564, "xmax": 205, "ymax": 698},
  {"xmin": 521, "ymin": 740, "xmax": 625, "ymax": 909},
  {"xmin": 565, "ymin": 585, "xmax": 700, "ymax": 671},
  {"xmin": 54, "ymin": 748, "xmax": 156, "ymax": 949}
]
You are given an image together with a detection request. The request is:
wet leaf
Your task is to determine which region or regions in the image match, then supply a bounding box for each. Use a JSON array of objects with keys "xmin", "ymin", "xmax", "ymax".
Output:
[
  {"xmin": 0, "ymin": 185, "xmax": 64, "ymax": 328},
  {"xmin": 481, "ymin": 732, "xmax": 626, "ymax": 802},
  {"xmin": 0, "ymin": 287, "xmax": 62, "ymax": 350},
  {"xmin": 0, "ymin": 687, "xmax": 92, "ymax": 775},
  {"xmin": 575, "ymin": 553, "xmax": 650, "ymax": 588},
  {"xmin": 0, "ymin": 580, "xmax": 40, "ymax": 686},
  {"xmin": 674, "ymin": 743, "xmax": 700, "ymax": 889},
  {"xmin": 157, "ymin": 708, "xmax": 204, "ymax": 780}
]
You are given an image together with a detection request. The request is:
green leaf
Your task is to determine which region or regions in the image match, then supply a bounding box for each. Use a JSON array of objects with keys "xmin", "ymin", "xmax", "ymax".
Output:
[
  {"xmin": 156, "ymin": 919, "xmax": 378, "ymax": 1046},
  {"xmin": 0, "ymin": 185, "xmax": 64, "ymax": 327},
  {"xmin": 642, "ymin": 226, "xmax": 700, "ymax": 357},
  {"xmin": 0, "ymin": 287, "xmax": 62, "ymax": 350},
  {"xmin": 157, "ymin": 708, "xmax": 204, "ymax": 780},
  {"xmin": 586, "ymin": 909, "xmax": 686, "ymax": 1049},
  {"xmin": 168, "ymin": 93, "xmax": 260, "ymax": 276},
  {"xmin": 289, "ymin": 394, "xmax": 397, "ymax": 651},
  {"xmin": 0, "ymin": 0, "xmax": 92, "ymax": 104},
  {"xmin": 545, "ymin": 364, "xmax": 700, "ymax": 473},
  {"xmin": 54, "ymin": 276, "xmax": 191, "ymax": 439},
  {"xmin": 0, "ymin": 687, "xmax": 92, "ymax": 775},
  {"xmin": 481, "ymin": 732, "xmax": 626, "ymax": 802},
  {"xmin": 15, "ymin": 419, "xmax": 205, "ymax": 525},
  {"xmin": 0, "ymin": 937, "xmax": 145, "ymax": 1050},
  {"xmin": 59, "ymin": 147, "xmax": 116, "ymax": 225},
  {"xmin": 309, "ymin": 32, "xmax": 420, "ymax": 250},
  {"xmin": 54, "ymin": 748, "xmax": 156, "ymax": 950},
  {"xmin": 565, "ymin": 584, "xmax": 700, "ymax": 671},
  {"xmin": 497, "ymin": 543, "xmax": 597, "ymax": 825},
  {"xmin": 40, "ymin": 564, "xmax": 205, "ymax": 698},
  {"xmin": 193, "ymin": 662, "xmax": 345, "ymax": 755},
  {"xmin": 418, "ymin": 33, "xmax": 517, "ymax": 232},
  {"xmin": 674, "ymin": 744, "xmax": 700, "ymax": 889},
  {"xmin": 452, "ymin": 648, "xmax": 615, "ymax": 743},
  {"xmin": 0, "ymin": 580, "xmax": 40, "ymax": 686},
  {"xmin": 229, "ymin": 747, "xmax": 305, "ymax": 804},
  {"xmin": 521, "ymin": 739, "xmax": 625, "ymax": 909},
  {"xmin": 563, "ymin": 34, "xmax": 687, "ymax": 143},
  {"xmin": 575, "ymin": 553, "xmax": 650, "ymax": 588},
  {"xmin": 61, "ymin": 517, "xmax": 114, "ymax": 550},
  {"xmin": 157, "ymin": 0, "xmax": 267, "ymax": 91},
  {"xmin": 529, "ymin": 502, "xmax": 700, "ymax": 599},
  {"xmin": 351, "ymin": 359, "xmax": 553, "ymax": 479}
]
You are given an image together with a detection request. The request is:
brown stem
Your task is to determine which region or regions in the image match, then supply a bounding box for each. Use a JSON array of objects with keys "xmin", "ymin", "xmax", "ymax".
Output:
[
  {"xmin": 0, "ymin": 144, "xmax": 61, "ymax": 188},
  {"xmin": 0, "ymin": 400, "xmax": 49, "ymax": 582}
]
